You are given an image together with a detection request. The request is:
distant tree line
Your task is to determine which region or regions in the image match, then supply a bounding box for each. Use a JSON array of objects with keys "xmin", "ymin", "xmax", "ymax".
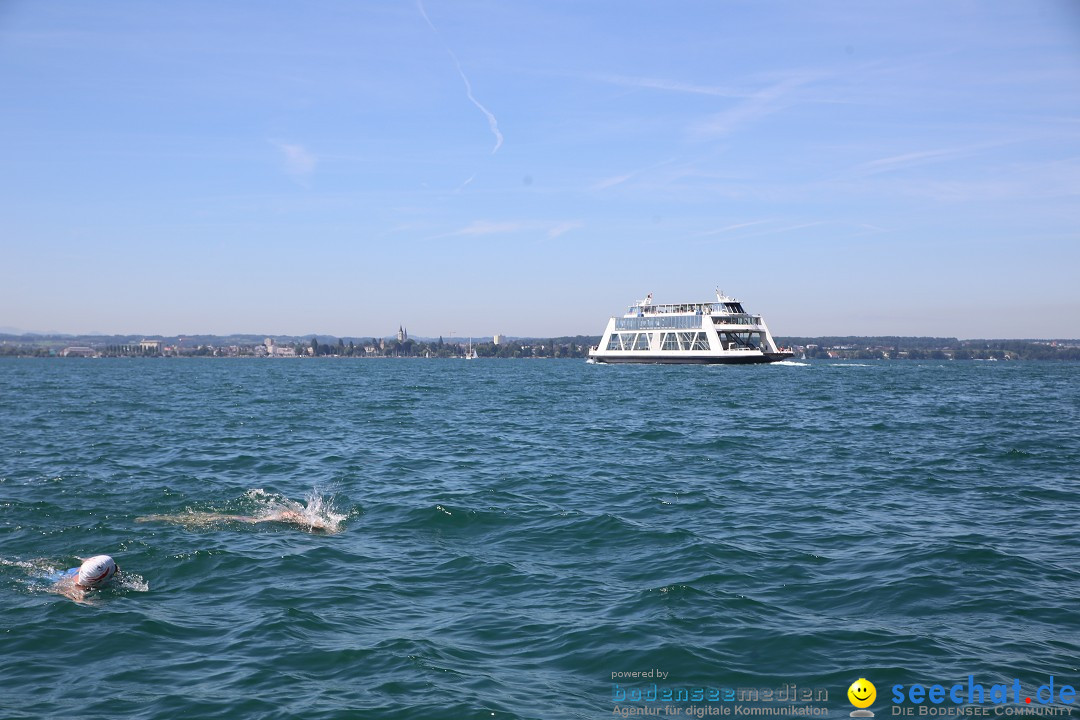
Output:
[
  {"xmin": 100, "ymin": 344, "xmax": 164, "ymax": 356},
  {"xmin": 777, "ymin": 338, "xmax": 1080, "ymax": 361},
  {"xmin": 3, "ymin": 336, "xmax": 1080, "ymax": 361},
  {"xmin": 0, "ymin": 346, "xmax": 52, "ymax": 357},
  {"xmin": 779, "ymin": 336, "xmax": 961, "ymax": 349},
  {"xmin": 305, "ymin": 336, "xmax": 594, "ymax": 359}
]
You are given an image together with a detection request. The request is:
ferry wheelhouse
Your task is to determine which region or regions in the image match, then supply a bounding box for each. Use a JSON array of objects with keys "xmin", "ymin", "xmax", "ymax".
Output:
[{"xmin": 589, "ymin": 290, "xmax": 793, "ymax": 364}]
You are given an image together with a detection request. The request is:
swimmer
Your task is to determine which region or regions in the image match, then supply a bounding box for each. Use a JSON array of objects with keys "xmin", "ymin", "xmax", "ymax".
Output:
[
  {"xmin": 233, "ymin": 508, "xmax": 332, "ymax": 532},
  {"xmin": 137, "ymin": 508, "xmax": 333, "ymax": 533},
  {"xmin": 137, "ymin": 490, "xmax": 345, "ymax": 533},
  {"xmin": 52, "ymin": 554, "xmax": 119, "ymax": 603}
]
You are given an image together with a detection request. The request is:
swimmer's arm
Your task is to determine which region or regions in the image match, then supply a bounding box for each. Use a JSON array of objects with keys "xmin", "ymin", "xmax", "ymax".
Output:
[
  {"xmin": 255, "ymin": 510, "xmax": 328, "ymax": 529},
  {"xmin": 136, "ymin": 513, "xmax": 259, "ymax": 524},
  {"xmin": 52, "ymin": 577, "xmax": 88, "ymax": 604},
  {"xmin": 221, "ymin": 515, "xmax": 260, "ymax": 523},
  {"xmin": 63, "ymin": 586, "xmax": 89, "ymax": 603},
  {"xmin": 242, "ymin": 510, "xmax": 301, "ymax": 524}
]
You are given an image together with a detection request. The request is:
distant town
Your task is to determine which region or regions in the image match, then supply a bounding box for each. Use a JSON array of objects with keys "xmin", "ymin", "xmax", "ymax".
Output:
[
  {"xmin": 2, "ymin": 327, "xmax": 1080, "ymax": 361},
  {"xmin": 0, "ymin": 327, "xmax": 596, "ymax": 360}
]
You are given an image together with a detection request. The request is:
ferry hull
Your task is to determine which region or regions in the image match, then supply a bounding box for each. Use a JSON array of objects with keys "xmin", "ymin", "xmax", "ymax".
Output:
[{"xmin": 589, "ymin": 351, "xmax": 794, "ymax": 365}]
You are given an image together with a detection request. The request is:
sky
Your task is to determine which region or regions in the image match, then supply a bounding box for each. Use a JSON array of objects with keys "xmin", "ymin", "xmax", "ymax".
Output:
[{"xmin": 2, "ymin": 1, "xmax": 1079, "ymax": 339}]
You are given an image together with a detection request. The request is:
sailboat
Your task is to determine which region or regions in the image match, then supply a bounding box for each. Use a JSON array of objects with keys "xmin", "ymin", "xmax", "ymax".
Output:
[{"xmin": 466, "ymin": 338, "xmax": 478, "ymax": 360}]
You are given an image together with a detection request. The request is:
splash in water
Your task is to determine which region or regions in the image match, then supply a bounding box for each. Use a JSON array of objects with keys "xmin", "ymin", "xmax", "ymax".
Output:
[{"xmin": 242, "ymin": 488, "xmax": 347, "ymax": 532}]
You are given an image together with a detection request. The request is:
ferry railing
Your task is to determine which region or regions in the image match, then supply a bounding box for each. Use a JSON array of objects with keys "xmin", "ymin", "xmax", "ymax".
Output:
[{"xmin": 711, "ymin": 315, "xmax": 762, "ymax": 326}]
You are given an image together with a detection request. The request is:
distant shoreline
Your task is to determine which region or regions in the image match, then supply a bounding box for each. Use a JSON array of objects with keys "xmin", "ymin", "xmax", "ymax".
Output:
[{"xmin": 1, "ymin": 333, "xmax": 1079, "ymax": 361}]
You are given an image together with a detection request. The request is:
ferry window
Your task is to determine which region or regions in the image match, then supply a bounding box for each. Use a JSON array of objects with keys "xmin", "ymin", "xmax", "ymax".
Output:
[
  {"xmin": 661, "ymin": 333, "xmax": 678, "ymax": 351},
  {"xmin": 691, "ymin": 333, "xmax": 709, "ymax": 351},
  {"xmin": 724, "ymin": 332, "xmax": 747, "ymax": 349},
  {"xmin": 606, "ymin": 334, "xmax": 620, "ymax": 351},
  {"xmin": 617, "ymin": 314, "xmax": 705, "ymax": 331}
]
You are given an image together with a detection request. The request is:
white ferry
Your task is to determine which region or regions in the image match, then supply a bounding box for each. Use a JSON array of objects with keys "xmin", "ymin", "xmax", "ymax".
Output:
[{"xmin": 588, "ymin": 290, "xmax": 794, "ymax": 364}]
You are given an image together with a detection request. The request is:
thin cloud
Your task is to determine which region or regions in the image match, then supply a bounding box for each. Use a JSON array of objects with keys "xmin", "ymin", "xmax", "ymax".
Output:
[
  {"xmin": 695, "ymin": 220, "xmax": 773, "ymax": 237},
  {"xmin": 591, "ymin": 158, "xmax": 680, "ymax": 192},
  {"xmin": 845, "ymin": 223, "xmax": 891, "ymax": 238},
  {"xmin": 720, "ymin": 220, "xmax": 830, "ymax": 241},
  {"xmin": 454, "ymin": 173, "xmax": 477, "ymax": 193},
  {"xmin": 547, "ymin": 221, "xmax": 582, "ymax": 238},
  {"xmin": 443, "ymin": 220, "xmax": 526, "ymax": 237},
  {"xmin": 692, "ymin": 75, "xmax": 815, "ymax": 139},
  {"xmin": 592, "ymin": 73, "xmax": 748, "ymax": 99},
  {"xmin": 591, "ymin": 173, "xmax": 635, "ymax": 191},
  {"xmin": 851, "ymin": 147, "xmax": 978, "ymax": 177},
  {"xmin": 595, "ymin": 70, "xmax": 821, "ymax": 138},
  {"xmin": 418, "ymin": 0, "xmax": 503, "ymax": 154},
  {"xmin": 273, "ymin": 141, "xmax": 316, "ymax": 177},
  {"xmin": 688, "ymin": 219, "xmax": 827, "ymax": 245},
  {"xmin": 427, "ymin": 219, "xmax": 581, "ymax": 240}
]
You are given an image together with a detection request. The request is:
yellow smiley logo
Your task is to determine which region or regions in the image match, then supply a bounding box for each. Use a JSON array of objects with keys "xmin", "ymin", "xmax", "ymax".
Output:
[{"xmin": 848, "ymin": 678, "xmax": 876, "ymax": 709}]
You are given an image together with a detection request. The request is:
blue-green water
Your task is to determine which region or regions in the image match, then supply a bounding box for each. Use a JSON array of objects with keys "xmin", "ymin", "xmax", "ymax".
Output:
[{"xmin": 1, "ymin": 358, "xmax": 1078, "ymax": 719}]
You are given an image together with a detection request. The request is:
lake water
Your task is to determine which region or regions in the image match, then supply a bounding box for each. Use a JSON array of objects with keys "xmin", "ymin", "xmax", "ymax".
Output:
[{"xmin": 1, "ymin": 358, "xmax": 1078, "ymax": 719}]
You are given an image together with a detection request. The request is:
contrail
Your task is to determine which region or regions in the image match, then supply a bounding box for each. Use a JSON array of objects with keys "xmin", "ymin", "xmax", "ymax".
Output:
[
  {"xmin": 450, "ymin": 54, "xmax": 503, "ymax": 154},
  {"xmin": 418, "ymin": 0, "xmax": 503, "ymax": 154}
]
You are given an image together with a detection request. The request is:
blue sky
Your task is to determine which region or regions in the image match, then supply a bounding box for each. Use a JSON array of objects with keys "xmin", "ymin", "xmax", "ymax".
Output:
[{"xmin": 2, "ymin": 1, "xmax": 1078, "ymax": 338}]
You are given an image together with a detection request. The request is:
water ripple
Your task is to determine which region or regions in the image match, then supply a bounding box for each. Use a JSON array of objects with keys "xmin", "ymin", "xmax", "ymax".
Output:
[{"xmin": 1, "ymin": 358, "xmax": 1078, "ymax": 718}]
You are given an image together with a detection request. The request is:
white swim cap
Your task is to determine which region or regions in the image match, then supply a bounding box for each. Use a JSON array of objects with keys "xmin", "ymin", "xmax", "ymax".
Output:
[{"xmin": 77, "ymin": 555, "xmax": 118, "ymax": 588}]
